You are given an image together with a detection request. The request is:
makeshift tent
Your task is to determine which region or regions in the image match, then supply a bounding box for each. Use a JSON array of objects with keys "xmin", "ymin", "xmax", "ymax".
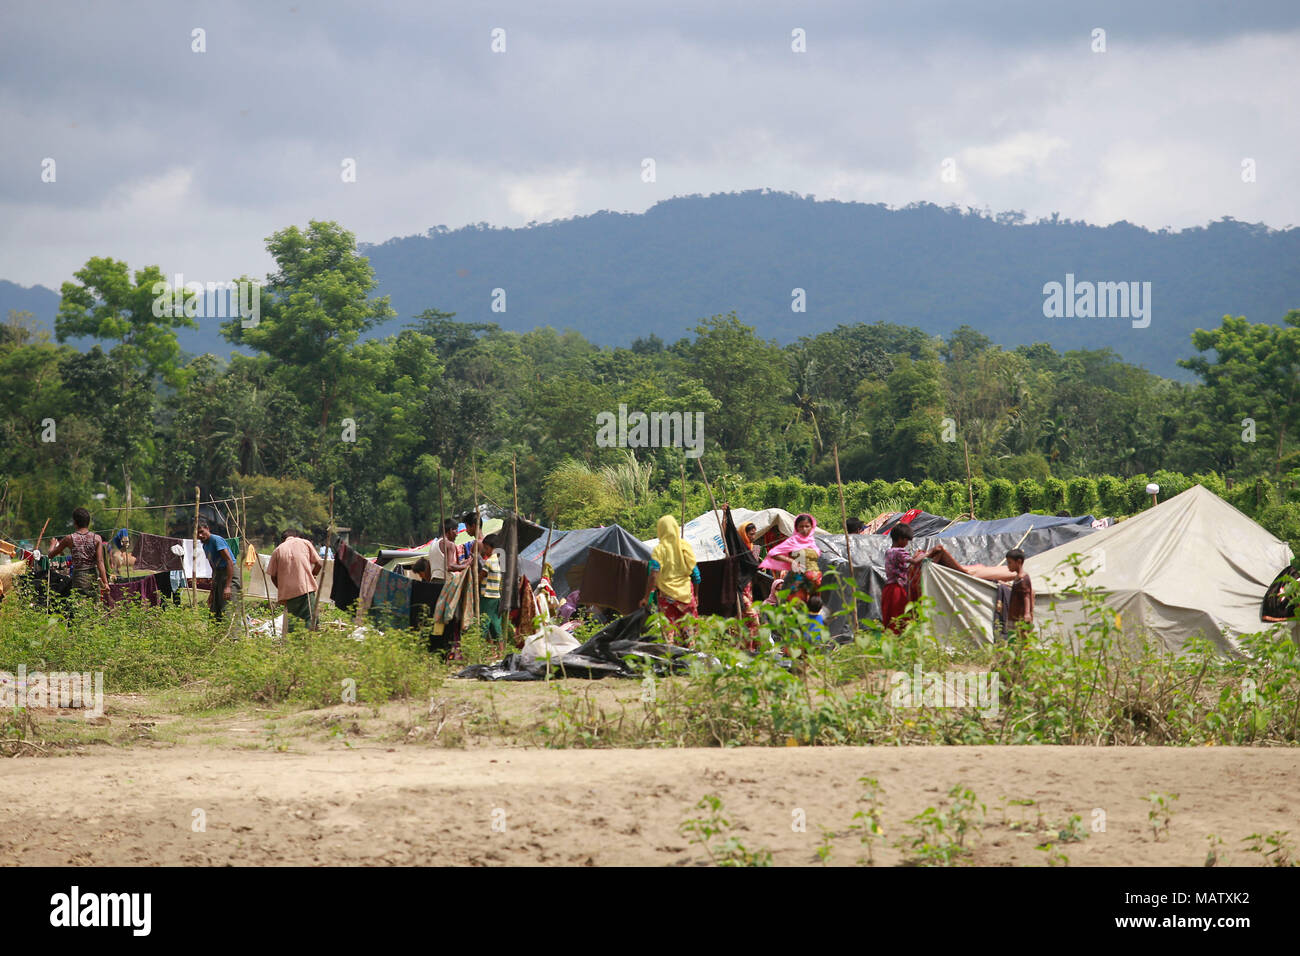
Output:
[
  {"xmin": 922, "ymin": 485, "xmax": 1294, "ymax": 656},
  {"xmin": 518, "ymin": 524, "xmax": 651, "ymax": 600},
  {"xmin": 643, "ymin": 507, "xmax": 797, "ymax": 562},
  {"xmin": 815, "ymin": 515, "xmax": 1100, "ymax": 639},
  {"xmin": 377, "ymin": 544, "xmax": 434, "ymax": 572}
]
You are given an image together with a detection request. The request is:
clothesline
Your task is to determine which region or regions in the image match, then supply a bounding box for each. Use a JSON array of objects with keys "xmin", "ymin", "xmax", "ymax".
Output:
[
  {"xmin": 99, "ymin": 494, "xmax": 256, "ymax": 513},
  {"xmin": 0, "ymin": 495, "xmax": 257, "ymax": 539}
]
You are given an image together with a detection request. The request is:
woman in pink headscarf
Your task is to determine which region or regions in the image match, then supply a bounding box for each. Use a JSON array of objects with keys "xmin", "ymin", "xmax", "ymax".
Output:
[{"xmin": 761, "ymin": 513, "xmax": 822, "ymax": 605}]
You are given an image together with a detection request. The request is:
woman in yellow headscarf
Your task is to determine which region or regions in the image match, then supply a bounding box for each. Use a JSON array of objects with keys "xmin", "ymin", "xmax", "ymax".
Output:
[{"xmin": 641, "ymin": 515, "xmax": 700, "ymax": 642}]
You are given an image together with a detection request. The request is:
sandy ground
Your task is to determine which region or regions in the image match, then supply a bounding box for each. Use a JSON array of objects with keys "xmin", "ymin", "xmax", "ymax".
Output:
[{"xmin": 1, "ymin": 729, "xmax": 1296, "ymax": 865}]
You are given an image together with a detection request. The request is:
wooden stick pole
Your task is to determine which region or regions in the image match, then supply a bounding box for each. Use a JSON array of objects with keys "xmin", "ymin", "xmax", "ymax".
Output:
[
  {"xmin": 963, "ymin": 439, "xmax": 975, "ymax": 518},
  {"xmin": 37, "ymin": 516, "xmax": 51, "ymax": 615},
  {"xmin": 833, "ymin": 443, "xmax": 858, "ymax": 633},
  {"xmin": 437, "ymin": 466, "xmax": 445, "ymax": 537},
  {"xmin": 471, "ymin": 452, "xmax": 480, "ymax": 628},
  {"xmin": 191, "ymin": 486, "xmax": 200, "ymax": 608},
  {"xmin": 680, "ymin": 460, "xmax": 687, "ymax": 530},
  {"xmin": 505, "ymin": 454, "xmax": 521, "ymax": 647}
]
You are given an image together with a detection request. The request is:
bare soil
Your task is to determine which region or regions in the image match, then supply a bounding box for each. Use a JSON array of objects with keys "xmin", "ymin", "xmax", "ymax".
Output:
[{"xmin": 1, "ymin": 689, "xmax": 1295, "ymax": 866}]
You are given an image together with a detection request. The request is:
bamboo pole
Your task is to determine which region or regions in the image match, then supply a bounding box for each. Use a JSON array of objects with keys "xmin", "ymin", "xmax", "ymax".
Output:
[
  {"xmin": 504, "ymin": 454, "xmax": 521, "ymax": 646},
  {"xmin": 37, "ymin": 517, "xmax": 50, "ymax": 615},
  {"xmin": 680, "ymin": 460, "xmax": 687, "ymax": 529},
  {"xmin": 833, "ymin": 443, "xmax": 858, "ymax": 633},
  {"xmin": 190, "ymin": 486, "xmax": 200, "ymax": 608},
  {"xmin": 963, "ymin": 439, "xmax": 975, "ymax": 518},
  {"xmin": 470, "ymin": 452, "xmax": 481, "ymax": 632},
  {"xmin": 437, "ymin": 465, "xmax": 446, "ymax": 537}
]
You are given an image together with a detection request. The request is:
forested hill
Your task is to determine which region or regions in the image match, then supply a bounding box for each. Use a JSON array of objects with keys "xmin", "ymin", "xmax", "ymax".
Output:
[
  {"xmin": 5, "ymin": 192, "xmax": 1299, "ymax": 377},
  {"xmin": 361, "ymin": 192, "xmax": 1300, "ymax": 378}
]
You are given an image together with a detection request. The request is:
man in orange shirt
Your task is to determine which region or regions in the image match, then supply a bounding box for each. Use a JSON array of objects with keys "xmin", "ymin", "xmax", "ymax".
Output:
[{"xmin": 266, "ymin": 530, "xmax": 323, "ymax": 632}]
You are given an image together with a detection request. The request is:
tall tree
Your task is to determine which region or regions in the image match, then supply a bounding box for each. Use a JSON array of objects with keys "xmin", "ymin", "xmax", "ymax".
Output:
[
  {"xmin": 1179, "ymin": 312, "xmax": 1300, "ymax": 476},
  {"xmin": 222, "ymin": 221, "xmax": 395, "ymax": 440}
]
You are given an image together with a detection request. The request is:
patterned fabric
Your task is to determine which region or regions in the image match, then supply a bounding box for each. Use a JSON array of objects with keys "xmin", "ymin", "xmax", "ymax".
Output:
[
  {"xmin": 884, "ymin": 547, "xmax": 911, "ymax": 586},
  {"xmin": 66, "ymin": 530, "xmax": 102, "ymax": 571},
  {"xmin": 355, "ymin": 562, "xmax": 381, "ymax": 625},
  {"xmin": 372, "ymin": 566, "xmax": 413, "ymax": 621}
]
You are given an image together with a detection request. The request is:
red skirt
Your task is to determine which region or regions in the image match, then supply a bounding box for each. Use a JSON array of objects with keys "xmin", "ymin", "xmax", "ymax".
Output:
[{"xmin": 881, "ymin": 582, "xmax": 910, "ymax": 632}]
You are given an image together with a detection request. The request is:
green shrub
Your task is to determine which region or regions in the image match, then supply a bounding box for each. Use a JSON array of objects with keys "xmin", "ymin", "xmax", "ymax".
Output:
[
  {"xmin": 945, "ymin": 481, "xmax": 970, "ymax": 515},
  {"xmin": 1066, "ymin": 477, "xmax": 1098, "ymax": 516},
  {"xmin": 986, "ymin": 478, "xmax": 1015, "ymax": 517},
  {"xmin": 1095, "ymin": 475, "xmax": 1125, "ymax": 515},
  {"xmin": 916, "ymin": 479, "xmax": 944, "ymax": 515},
  {"xmin": 1041, "ymin": 477, "xmax": 1066, "ymax": 512},
  {"xmin": 1014, "ymin": 478, "xmax": 1040, "ymax": 514}
]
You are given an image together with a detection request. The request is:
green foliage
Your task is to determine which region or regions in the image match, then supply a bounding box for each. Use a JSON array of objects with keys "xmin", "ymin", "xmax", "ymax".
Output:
[
  {"xmin": 679, "ymin": 794, "xmax": 773, "ymax": 867},
  {"xmin": 232, "ymin": 473, "xmax": 329, "ymax": 538},
  {"xmin": 1065, "ymin": 476, "xmax": 1098, "ymax": 515}
]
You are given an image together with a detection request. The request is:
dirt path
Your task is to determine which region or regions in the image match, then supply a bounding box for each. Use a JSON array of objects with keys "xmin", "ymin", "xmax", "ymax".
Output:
[{"xmin": 1, "ymin": 745, "xmax": 1294, "ymax": 866}]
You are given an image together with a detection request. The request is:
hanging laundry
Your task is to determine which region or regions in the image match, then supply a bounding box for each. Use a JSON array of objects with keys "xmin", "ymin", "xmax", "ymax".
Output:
[
  {"xmin": 132, "ymin": 532, "xmax": 186, "ymax": 571},
  {"xmin": 370, "ymin": 566, "xmax": 412, "ymax": 624},
  {"xmin": 105, "ymin": 575, "xmax": 161, "ymax": 608},
  {"xmin": 355, "ymin": 562, "xmax": 381, "ymax": 625}
]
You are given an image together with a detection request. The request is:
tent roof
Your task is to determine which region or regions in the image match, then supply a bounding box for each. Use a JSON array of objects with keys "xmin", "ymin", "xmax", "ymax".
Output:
[
  {"xmin": 519, "ymin": 524, "xmax": 651, "ymax": 598},
  {"xmin": 935, "ymin": 512, "xmax": 1095, "ymax": 538},
  {"xmin": 643, "ymin": 507, "xmax": 797, "ymax": 562}
]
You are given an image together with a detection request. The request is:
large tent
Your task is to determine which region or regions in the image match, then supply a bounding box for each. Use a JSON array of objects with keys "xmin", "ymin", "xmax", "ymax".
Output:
[{"xmin": 921, "ymin": 485, "xmax": 1294, "ymax": 655}]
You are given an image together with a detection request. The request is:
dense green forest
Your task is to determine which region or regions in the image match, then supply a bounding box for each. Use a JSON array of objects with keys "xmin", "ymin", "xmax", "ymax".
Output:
[{"xmin": 2, "ymin": 220, "xmax": 1299, "ymax": 550}]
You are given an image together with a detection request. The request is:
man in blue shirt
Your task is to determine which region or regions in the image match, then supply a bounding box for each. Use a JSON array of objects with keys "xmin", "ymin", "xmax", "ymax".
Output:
[{"xmin": 197, "ymin": 518, "xmax": 240, "ymax": 622}]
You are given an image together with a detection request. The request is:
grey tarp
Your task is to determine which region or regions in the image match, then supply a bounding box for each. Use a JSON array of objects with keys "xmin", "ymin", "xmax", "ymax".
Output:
[
  {"xmin": 518, "ymin": 524, "xmax": 652, "ymax": 600},
  {"xmin": 814, "ymin": 519, "xmax": 1098, "ymax": 639},
  {"xmin": 923, "ymin": 485, "xmax": 1294, "ymax": 656}
]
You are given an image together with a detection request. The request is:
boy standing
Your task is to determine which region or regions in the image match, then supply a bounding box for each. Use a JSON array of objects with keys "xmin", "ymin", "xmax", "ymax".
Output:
[
  {"xmin": 1005, "ymin": 548, "xmax": 1034, "ymax": 638},
  {"xmin": 478, "ymin": 532, "xmax": 504, "ymax": 646}
]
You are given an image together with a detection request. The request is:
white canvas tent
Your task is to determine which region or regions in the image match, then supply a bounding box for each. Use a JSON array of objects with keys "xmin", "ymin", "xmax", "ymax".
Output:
[
  {"xmin": 922, "ymin": 485, "xmax": 1293, "ymax": 656},
  {"xmin": 642, "ymin": 507, "xmax": 798, "ymax": 562}
]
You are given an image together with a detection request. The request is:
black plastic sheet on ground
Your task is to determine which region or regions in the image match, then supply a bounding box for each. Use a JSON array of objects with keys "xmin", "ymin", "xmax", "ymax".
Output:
[{"xmin": 454, "ymin": 607, "xmax": 717, "ymax": 681}]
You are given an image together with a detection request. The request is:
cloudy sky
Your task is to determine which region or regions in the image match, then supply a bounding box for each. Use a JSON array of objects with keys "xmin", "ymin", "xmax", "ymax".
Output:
[{"xmin": 2, "ymin": 0, "xmax": 1298, "ymax": 289}]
